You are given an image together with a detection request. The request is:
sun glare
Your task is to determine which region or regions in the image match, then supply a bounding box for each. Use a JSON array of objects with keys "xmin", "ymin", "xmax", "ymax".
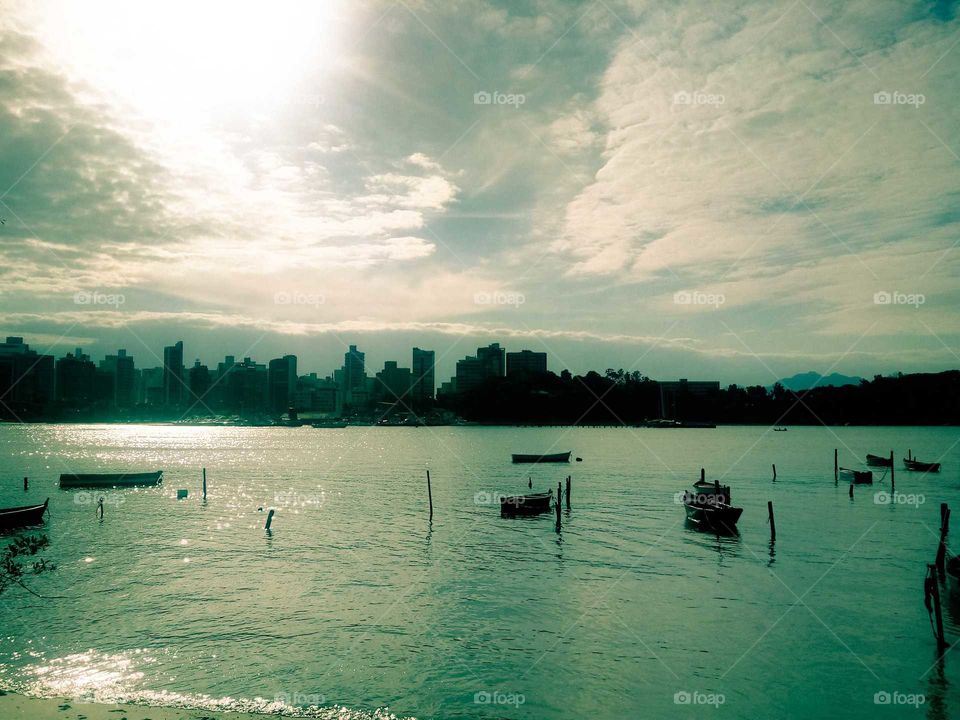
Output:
[{"xmin": 32, "ymin": 1, "xmax": 341, "ymax": 126}]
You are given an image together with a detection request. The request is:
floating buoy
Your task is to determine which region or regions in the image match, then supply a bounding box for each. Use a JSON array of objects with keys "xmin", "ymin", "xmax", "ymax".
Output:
[
  {"xmin": 177, "ymin": 489, "xmax": 189, "ymax": 499},
  {"xmin": 575, "ymin": 457, "xmax": 583, "ymax": 462}
]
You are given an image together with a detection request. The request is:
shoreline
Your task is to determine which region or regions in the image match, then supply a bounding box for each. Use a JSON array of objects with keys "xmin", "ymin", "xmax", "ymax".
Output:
[{"xmin": 0, "ymin": 692, "xmax": 277, "ymax": 720}]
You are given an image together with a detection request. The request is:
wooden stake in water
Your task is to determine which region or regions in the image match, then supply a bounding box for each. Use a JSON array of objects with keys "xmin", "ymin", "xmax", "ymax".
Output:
[
  {"xmin": 97, "ymin": 496, "xmax": 104, "ymax": 519},
  {"xmin": 772, "ymin": 464, "xmax": 777, "ymax": 482},
  {"xmin": 23, "ymin": 476, "xmax": 27, "ymax": 491},
  {"xmin": 927, "ymin": 563, "xmax": 948, "ymax": 650},
  {"xmin": 936, "ymin": 505, "xmax": 951, "ymax": 581},
  {"xmin": 849, "ymin": 483, "xmax": 853, "ymax": 499},
  {"xmin": 767, "ymin": 501, "xmax": 776, "ymax": 542},
  {"xmin": 426, "ymin": 470, "xmax": 433, "ymax": 520},
  {"xmin": 556, "ymin": 482, "xmax": 562, "ymax": 520},
  {"xmin": 890, "ymin": 450, "xmax": 895, "ymax": 491},
  {"xmin": 700, "ymin": 467, "xmax": 705, "ymax": 483},
  {"xmin": 565, "ymin": 476, "xmax": 571, "ymax": 509},
  {"xmin": 834, "ymin": 449, "xmax": 838, "ymax": 484},
  {"xmin": 265, "ymin": 508, "xmax": 275, "ymax": 531},
  {"xmin": 202, "ymin": 467, "xmax": 207, "ymax": 498}
]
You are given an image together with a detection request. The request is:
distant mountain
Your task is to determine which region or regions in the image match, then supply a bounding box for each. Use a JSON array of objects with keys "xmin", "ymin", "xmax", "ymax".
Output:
[{"xmin": 773, "ymin": 371, "xmax": 863, "ymax": 392}]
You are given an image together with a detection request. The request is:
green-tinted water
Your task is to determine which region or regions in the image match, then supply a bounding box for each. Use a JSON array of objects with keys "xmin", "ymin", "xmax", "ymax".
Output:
[{"xmin": 0, "ymin": 424, "xmax": 958, "ymax": 718}]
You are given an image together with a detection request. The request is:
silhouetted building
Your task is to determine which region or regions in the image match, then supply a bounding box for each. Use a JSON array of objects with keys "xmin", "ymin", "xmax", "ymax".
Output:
[
  {"xmin": 56, "ymin": 349, "xmax": 97, "ymax": 405},
  {"xmin": 477, "ymin": 343, "xmax": 505, "ymax": 377},
  {"xmin": 658, "ymin": 379, "xmax": 721, "ymax": 419},
  {"xmin": 222, "ymin": 357, "xmax": 268, "ymax": 414},
  {"xmin": 188, "ymin": 360, "xmax": 212, "ymax": 410},
  {"xmin": 0, "ymin": 337, "xmax": 54, "ymax": 417},
  {"xmin": 100, "ymin": 349, "xmax": 136, "ymax": 408},
  {"xmin": 140, "ymin": 367, "xmax": 164, "ymax": 405},
  {"xmin": 412, "ymin": 347, "xmax": 435, "ymax": 402},
  {"xmin": 163, "ymin": 341, "xmax": 184, "ymax": 407},
  {"xmin": 452, "ymin": 343, "xmax": 505, "ymax": 394},
  {"xmin": 295, "ymin": 373, "xmax": 339, "ymax": 414},
  {"xmin": 506, "ymin": 350, "xmax": 547, "ymax": 376},
  {"xmin": 375, "ymin": 361, "xmax": 412, "ymax": 407},
  {"xmin": 341, "ymin": 345, "xmax": 367, "ymax": 408},
  {"xmin": 268, "ymin": 355, "xmax": 298, "ymax": 414}
]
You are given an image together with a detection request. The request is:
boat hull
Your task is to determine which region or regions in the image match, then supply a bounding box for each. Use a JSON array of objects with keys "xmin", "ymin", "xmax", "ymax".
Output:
[
  {"xmin": 839, "ymin": 468, "xmax": 872, "ymax": 484},
  {"xmin": 865, "ymin": 454, "xmax": 892, "ymax": 468},
  {"xmin": 59, "ymin": 471, "xmax": 163, "ymax": 488},
  {"xmin": 0, "ymin": 499, "xmax": 48, "ymax": 530},
  {"xmin": 684, "ymin": 502, "xmax": 743, "ymax": 532},
  {"xmin": 500, "ymin": 493, "xmax": 553, "ymax": 516},
  {"xmin": 511, "ymin": 452, "xmax": 571, "ymax": 464},
  {"xmin": 904, "ymin": 459, "xmax": 941, "ymax": 473}
]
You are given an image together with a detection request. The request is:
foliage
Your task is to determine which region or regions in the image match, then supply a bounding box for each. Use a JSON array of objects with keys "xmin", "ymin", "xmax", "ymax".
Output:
[{"xmin": 0, "ymin": 534, "xmax": 54, "ymax": 595}]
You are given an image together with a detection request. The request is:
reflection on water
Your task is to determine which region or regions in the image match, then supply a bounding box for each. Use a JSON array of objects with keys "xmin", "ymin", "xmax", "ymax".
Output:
[{"xmin": 1, "ymin": 424, "xmax": 959, "ymax": 720}]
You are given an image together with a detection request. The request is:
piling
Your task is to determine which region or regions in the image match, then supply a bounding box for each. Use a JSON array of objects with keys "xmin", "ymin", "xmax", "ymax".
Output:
[
  {"xmin": 834, "ymin": 449, "xmax": 838, "ymax": 484},
  {"xmin": 565, "ymin": 476, "xmax": 571, "ymax": 509},
  {"xmin": 700, "ymin": 467, "xmax": 705, "ymax": 483},
  {"xmin": 23, "ymin": 476, "xmax": 27, "ymax": 491},
  {"xmin": 936, "ymin": 504, "xmax": 951, "ymax": 581},
  {"xmin": 426, "ymin": 470, "xmax": 433, "ymax": 520},
  {"xmin": 202, "ymin": 467, "xmax": 207, "ymax": 498},
  {"xmin": 557, "ymin": 482, "xmax": 562, "ymax": 518},
  {"xmin": 772, "ymin": 464, "xmax": 777, "ymax": 482},
  {"xmin": 890, "ymin": 450, "xmax": 895, "ymax": 491},
  {"xmin": 265, "ymin": 508, "xmax": 275, "ymax": 531},
  {"xmin": 97, "ymin": 496, "xmax": 104, "ymax": 519},
  {"xmin": 909, "ymin": 449, "xmax": 913, "ymax": 461},
  {"xmin": 927, "ymin": 563, "xmax": 948, "ymax": 650},
  {"xmin": 849, "ymin": 483, "xmax": 853, "ymax": 499},
  {"xmin": 767, "ymin": 501, "xmax": 776, "ymax": 542}
]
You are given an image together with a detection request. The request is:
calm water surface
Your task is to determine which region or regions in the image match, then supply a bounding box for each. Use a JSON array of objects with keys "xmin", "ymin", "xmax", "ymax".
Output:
[{"xmin": 0, "ymin": 424, "xmax": 959, "ymax": 719}]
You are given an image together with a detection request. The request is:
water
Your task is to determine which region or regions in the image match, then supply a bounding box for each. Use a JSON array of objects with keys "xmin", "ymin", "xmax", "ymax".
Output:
[{"xmin": 0, "ymin": 424, "xmax": 958, "ymax": 719}]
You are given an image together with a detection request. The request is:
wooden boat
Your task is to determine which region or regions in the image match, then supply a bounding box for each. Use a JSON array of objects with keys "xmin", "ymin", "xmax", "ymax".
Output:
[
  {"xmin": 683, "ymin": 480, "xmax": 742, "ymax": 532},
  {"xmin": 0, "ymin": 499, "xmax": 49, "ymax": 530},
  {"xmin": 311, "ymin": 422, "xmax": 347, "ymax": 429},
  {"xmin": 839, "ymin": 467, "xmax": 873, "ymax": 484},
  {"xmin": 59, "ymin": 471, "xmax": 163, "ymax": 488},
  {"xmin": 773, "ymin": 427, "xmax": 788, "ymax": 432},
  {"xmin": 511, "ymin": 452, "xmax": 571, "ymax": 464},
  {"xmin": 500, "ymin": 491, "xmax": 554, "ymax": 516},
  {"xmin": 903, "ymin": 458, "xmax": 941, "ymax": 473},
  {"xmin": 865, "ymin": 453, "xmax": 892, "ymax": 467}
]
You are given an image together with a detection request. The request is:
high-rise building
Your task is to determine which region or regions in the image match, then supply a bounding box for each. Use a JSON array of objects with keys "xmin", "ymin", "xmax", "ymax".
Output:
[
  {"xmin": 188, "ymin": 360, "xmax": 212, "ymax": 410},
  {"xmin": 344, "ymin": 345, "xmax": 365, "ymax": 389},
  {"xmin": 100, "ymin": 349, "xmax": 136, "ymax": 407},
  {"xmin": 476, "ymin": 343, "xmax": 505, "ymax": 378},
  {"xmin": 162, "ymin": 341, "xmax": 184, "ymax": 407},
  {"xmin": 411, "ymin": 347, "xmax": 435, "ymax": 402},
  {"xmin": 375, "ymin": 361, "xmax": 412, "ymax": 407},
  {"xmin": 55, "ymin": 350, "xmax": 97, "ymax": 404},
  {"xmin": 268, "ymin": 355, "xmax": 298, "ymax": 414},
  {"xmin": 0, "ymin": 337, "xmax": 54, "ymax": 417},
  {"xmin": 506, "ymin": 350, "xmax": 547, "ymax": 376}
]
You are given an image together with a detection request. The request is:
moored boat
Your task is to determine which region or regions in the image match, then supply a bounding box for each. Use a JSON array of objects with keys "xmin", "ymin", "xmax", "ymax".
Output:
[
  {"xmin": 59, "ymin": 471, "xmax": 163, "ymax": 488},
  {"xmin": 0, "ymin": 499, "xmax": 49, "ymax": 530},
  {"xmin": 682, "ymin": 479, "xmax": 742, "ymax": 532},
  {"xmin": 511, "ymin": 452, "xmax": 571, "ymax": 464},
  {"xmin": 865, "ymin": 453, "xmax": 892, "ymax": 467},
  {"xmin": 904, "ymin": 458, "xmax": 941, "ymax": 473},
  {"xmin": 500, "ymin": 491, "xmax": 554, "ymax": 516},
  {"xmin": 839, "ymin": 467, "xmax": 873, "ymax": 484}
]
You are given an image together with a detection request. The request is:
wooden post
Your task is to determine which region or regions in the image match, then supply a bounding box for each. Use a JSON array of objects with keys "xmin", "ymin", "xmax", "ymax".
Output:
[
  {"xmin": 265, "ymin": 508, "xmax": 275, "ymax": 531},
  {"xmin": 426, "ymin": 470, "xmax": 433, "ymax": 520},
  {"xmin": 767, "ymin": 501, "xmax": 776, "ymax": 542},
  {"xmin": 202, "ymin": 468, "xmax": 207, "ymax": 498},
  {"xmin": 23, "ymin": 476, "xmax": 28, "ymax": 491},
  {"xmin": 772, "ymin": 464, "xmax": 777, "ymax": 482},
  {"xmin": 849, "ymin": 483, "xmax": 853, "ymax": 499},
  {"xmin": 565, "ymin": 476, "xmax": 571, "ymax": 509},
  {"xmin": 97, "ymin": 496, "xmax": 104, "ymax": 519},
  {"xmin": 936, "ymin": 506, "xmax": 951, "ymax": 581},
  {"xmin": 928, "ymin": 563, "xmax": 948, "ymax": 650},
  {"xmin": 528, "ymin": 477, "xmax": 532, "ymax": 489},
  {"xmin": 909, "ymin": 449, "xmax": 912, "ymax": 461},
  {"xmin": 890, "ymin": 450, "xmax": 895, "ymax": 491},
  {"xmin": 700, "ymin": 467, "xmax": 705, "ymax": 483},
  {"xmin": 556, "ymin": 482, "xmax": 562, "ymax": 521},
  {"xmin": 834, "ymin": 449, "xmax": 838, "ymax": 484}
]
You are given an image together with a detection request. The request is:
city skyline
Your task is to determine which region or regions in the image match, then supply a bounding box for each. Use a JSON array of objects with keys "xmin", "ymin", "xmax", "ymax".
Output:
[{"xmin": 1, "ymin": 2, "xmax": 959, "ymax": 387}]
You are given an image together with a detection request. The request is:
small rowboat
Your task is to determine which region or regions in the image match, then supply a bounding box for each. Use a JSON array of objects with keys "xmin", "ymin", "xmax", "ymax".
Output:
[
  {"xmin": 865, "ymin": 454, "xmax": 892, "ymax": 467},
  {"xmin": 683, "ymin": 479, "xmax": 742, "ymax": 532},
  {"xmin": 0, "ymin": 499, "xmax": 49, "ymax": 530},
  {"xmin": 59, "ymin": 471, "xmax": 163, "ymax": 488},
  {"xmin": 500, "ymin": 491, "xmax": 554, "ymax": 516},
  {"xmin": 839, "ymin": 467, "xmax": 873, "ymax": 484},
  {"xmin": 511, "ymin": 452, "xmax": 571, "ymax": 464},
  {"xmin": 904, "ymin": 458, "xmax": 941, "ymax": 473}
]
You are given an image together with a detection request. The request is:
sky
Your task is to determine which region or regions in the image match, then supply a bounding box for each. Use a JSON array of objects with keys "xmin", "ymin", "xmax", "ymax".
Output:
[{"xmin": 0, "ymin": 0, "xmax": 958, "ymax": 386}]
